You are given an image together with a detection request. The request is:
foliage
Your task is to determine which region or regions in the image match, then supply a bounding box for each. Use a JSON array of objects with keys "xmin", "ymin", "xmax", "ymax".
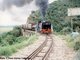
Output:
[
  {"xmin": 0, "ymin": 26, "xmax": 22, "ymax": 46},
  {"xmin": 1, "ymin": 35, "xmax": 15, "ymax": 46},
  {"xmin": 0, "ymin": 25, "xmax": 37, "ymax": 56},
  {"xmin": 60, "ymin": 0, "xmax": 80, "ymax": 7},
  {"xmin": 63, "ymin": 34, "xmax": 80, "ymax": 51},
  {"xmin": 28, "ymin": 0, "xmax": 80, "ymax": 33},
  {"xmin": 61, "ymin": 34, "xmax": 80, "ymax": 60},
  {"xmin": 74, "ymin": 36, "xmax": 80, "ymax": 50},
  {"xmin": 7, "ymin": 26, "xmax": 22, "ymax": 37},
  {"xmin": 15, "ymin": 36, "xmax": 28, "ymax": 43},
  {"xmin": 0, "ymin": 35, "xmax": 37, "ymax": 57}
]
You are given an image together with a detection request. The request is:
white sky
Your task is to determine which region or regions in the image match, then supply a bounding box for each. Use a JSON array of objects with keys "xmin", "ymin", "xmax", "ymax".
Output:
[
  {"xmin": 0, "ymin": 0, "xmax": 56, "ymax": 26},
  {"xmin": 0, "ymin": 0, "xmax": 3, "ymax": 2}
]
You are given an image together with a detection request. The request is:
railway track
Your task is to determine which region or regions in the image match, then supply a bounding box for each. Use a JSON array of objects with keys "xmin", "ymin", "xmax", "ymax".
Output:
[{"xmin": 0, "ymin": 34, "xmax": 53, "ymax": 60}]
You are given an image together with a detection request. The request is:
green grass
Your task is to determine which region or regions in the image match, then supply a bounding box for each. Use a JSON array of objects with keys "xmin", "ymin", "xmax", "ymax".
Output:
[
  {"xmin": 0, "ymin": 35, "xmax": 38, "ymax": 57},
  {"xmin": 63, "ymin": 35, "xmax": 75, "ymax": 48},
  {"xmin": 61, "ymin": 34, "xmax": 80, "ymax": 50}
]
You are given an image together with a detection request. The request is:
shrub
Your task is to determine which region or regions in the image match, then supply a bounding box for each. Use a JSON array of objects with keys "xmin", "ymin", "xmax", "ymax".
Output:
[
  {"xmin": 64, "ymin": 35, "xmax": 80, "ymax": 51},
  {"xmin": 74, "ymin": 42, "xmax": 80, "ymax": 50},
  {"xmin": 0, "ymin": 35, "xmax": 37, "ymax": 56},
  {"xmin": 0, "ymin": 47, "xmax": 13, "ymax": 57},
  {"xmin": 7, "ymin": 26, "xmax": 22, "ymax": 37},
  {"xmin": 0, "ymin": 26, "xmax": 22, "ymax": 46},
  {"xmin": 14, "ymin": 36, "xmax": 28, "ymax": 43},
  {"xmin": 74, "ymin": 36, "xmax": 80, "ymax": 50},
  {"xmin": 60, "ymin": 27, "xmax": 71, "ymax": 34}
]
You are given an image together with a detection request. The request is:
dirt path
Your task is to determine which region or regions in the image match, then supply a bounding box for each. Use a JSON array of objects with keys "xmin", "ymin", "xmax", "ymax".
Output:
[{"xmin": 48, "ymin": 35, "xmax": 75, "ymax": 60}]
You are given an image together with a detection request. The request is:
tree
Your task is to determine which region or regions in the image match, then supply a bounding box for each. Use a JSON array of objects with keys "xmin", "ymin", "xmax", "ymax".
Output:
[{"xmin": 28, "ymin": 0, "xmax": 80, "ymax": 32}]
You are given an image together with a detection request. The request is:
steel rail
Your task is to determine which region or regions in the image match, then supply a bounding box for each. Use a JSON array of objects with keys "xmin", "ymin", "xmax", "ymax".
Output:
[
  {"xmin": 26, "ymin": 35, "xmax": 48, "ymax": 60},
  {"xmin": 42, "ymin": 35, "xmax": 53, "ymax": 60}
]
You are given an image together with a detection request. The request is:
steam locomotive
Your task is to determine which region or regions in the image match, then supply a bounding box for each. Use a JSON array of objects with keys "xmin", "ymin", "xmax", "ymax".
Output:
[
  {"xmin": 22, "ymin": 21, "xmax": 53, "ymax": 34},
  {"xmin": 36, "ymin": 21, "xmax": 53, "ymax": 34}
]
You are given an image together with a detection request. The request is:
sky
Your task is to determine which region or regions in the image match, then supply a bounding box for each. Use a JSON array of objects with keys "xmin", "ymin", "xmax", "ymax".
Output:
[{"xmin": 0, "ymin": 0, "xmax": 56, "ymax": 26}]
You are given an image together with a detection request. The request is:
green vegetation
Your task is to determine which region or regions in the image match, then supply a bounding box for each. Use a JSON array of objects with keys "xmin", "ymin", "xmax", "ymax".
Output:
[
  {"xmin": 28, "ymin": 0, "xmax": 80, "ymax": 59},
  {"xmin": 28, "ymin": 0, "xmax": 80, "ymax": 33},
  {"xmin": 61, "ymin": 34, "xmax": 80, "ymax": 60},
  {"xmin": 61, "ymin": 0, "xmax": 80, "ymax": 7},
  {"xmin": 29, "ymin": 0, "xmax": 80, "ymax": 48},
  {"xmin": 0, "ymin": 26, "xmax": 22, "ymax": 46},
  {"xmin": 62, "ymin": 35, "xmax": 79, "ymax": 50},
  {"xmin": 0, "ymin": 35, "xmax": 37, "ymax": 57},
  {"xmin": 0, "ymin": 26, "xmax": 37, "ymax": 57}
]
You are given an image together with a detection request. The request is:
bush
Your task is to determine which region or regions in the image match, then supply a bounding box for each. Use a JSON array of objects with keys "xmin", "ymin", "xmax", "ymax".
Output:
[
  {"xmin": 0, "ymin": 25, "xmax": 37, "ymax": 56},
  {"xmin": 0, "ymin": 35, "xmax": 37, "ymax": 57},
  {"xmin": 0, "ymin": 47, "xmax": 13, "ymax": 57},
  {"xmin": 0, "ymin": 46, "xmax": 17, "ymax": 57},
  {"xmin": 64, "ymin": 35, "xmax": 80, "ymax": 51},
  {"xmin": 0, "ymin": 33, "xmax": 8, "ymax": 39},
  {"xmin": 14, "ymin": 36, "xmax": 29, "ymax": 43},
  {"xmin": 74, "ymin": 42, "xmax": 80, "ymax": 50},
  {"xmin": 60, "ymin": 27, "xmax": 71, "ymax": 34},
  {"xmin": 74, "ymin": 36, "xmax": 80, "ymax": 50},
  {"xmin": 0, "ymin": 26, "xmax": 22, "ymax": 46},
  {"xmin": 7, "ymin": 26, "xmax": 22, "ymax": 37},
  {"xmin": 1, "ymin": 35, "xmax": 15, "ymax": 46}
]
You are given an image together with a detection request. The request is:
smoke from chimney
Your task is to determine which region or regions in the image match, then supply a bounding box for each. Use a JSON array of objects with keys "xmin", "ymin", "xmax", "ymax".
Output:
[{"xmin": 35, "ymin": 0, "xmax": 48, "ymax": 20}]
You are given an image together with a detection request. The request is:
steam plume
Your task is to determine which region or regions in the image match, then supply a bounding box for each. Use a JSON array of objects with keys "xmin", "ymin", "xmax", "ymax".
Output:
[{"xmin": 36, "ymin": 0, "xmax": 48, "ymax": 20}]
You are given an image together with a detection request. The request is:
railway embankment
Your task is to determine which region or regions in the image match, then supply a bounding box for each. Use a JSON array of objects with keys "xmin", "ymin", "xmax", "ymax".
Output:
[
  {"xmin": 10, "ymin": 34, "xmax": 46, "ymax": 58},
  {"xmin": 0, "ymin": 33, "xmax": 76, "ymax": 60},
  {"xmin": 0, "ymin": 26, "xmax": 37, "ymax": 57}
]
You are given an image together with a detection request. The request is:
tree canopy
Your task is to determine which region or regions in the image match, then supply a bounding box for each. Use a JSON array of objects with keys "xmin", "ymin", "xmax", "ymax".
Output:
[{"xmin": 28, "ymin": 0, "xmax": 80, "ymax": 33}]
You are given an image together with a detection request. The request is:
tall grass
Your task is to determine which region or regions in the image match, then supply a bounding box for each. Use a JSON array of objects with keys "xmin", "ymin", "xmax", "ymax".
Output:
[
  {"xmin": 60, "ymin": 34, "xmax": 80, "ymax": 60},
  {"xmin": 0, "ymin": 35, "xmax": 37, "ymax": 57},
  {"xmin": 62, "ymin": 34, "xmax": 80, "ymax": 50}
]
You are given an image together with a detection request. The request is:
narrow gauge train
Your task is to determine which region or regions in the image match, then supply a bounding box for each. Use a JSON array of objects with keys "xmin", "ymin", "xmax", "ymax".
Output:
[
  {"xmin": 27, "ymin": 23, "xmax": 36, "ymax": 31},
  {"xmin": 22, "ymin": 21, "xmax": 53, "ymax": 34},
  {"xmin": 37, "ymin": 21, "xmax": 53, "ymax": 34},
  {"xmin": 21, "ymin": 23, "xmax": 36, "ymax": 31}
]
